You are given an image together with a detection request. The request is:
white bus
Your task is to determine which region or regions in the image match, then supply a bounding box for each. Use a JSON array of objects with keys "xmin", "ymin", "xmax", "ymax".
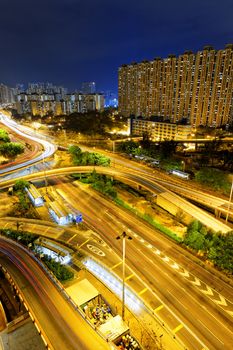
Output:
[{"xmin": 170, "ymin": 169, "xmax": 190, "ymax": 179}]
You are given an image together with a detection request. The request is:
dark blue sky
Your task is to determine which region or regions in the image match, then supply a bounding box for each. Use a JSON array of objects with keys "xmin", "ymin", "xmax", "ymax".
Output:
[{"xmin": 0, "ymin": 0, "xmax": 232, "ymax": 94}]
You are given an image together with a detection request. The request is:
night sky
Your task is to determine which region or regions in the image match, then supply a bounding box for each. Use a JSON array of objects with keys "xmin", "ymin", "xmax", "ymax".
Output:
[{"xmin": 0, "ymin": 0, "xmax": 232, "ymax": 94}]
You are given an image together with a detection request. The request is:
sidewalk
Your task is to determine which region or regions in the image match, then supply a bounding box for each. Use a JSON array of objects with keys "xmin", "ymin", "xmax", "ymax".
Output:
[
  {"xmin": 0, "ymin": 317, "xmax": 45, "ymax": 350},
  {"xmin": 70, "ymin": 261, "xmax": 183, "ymax": 350}
]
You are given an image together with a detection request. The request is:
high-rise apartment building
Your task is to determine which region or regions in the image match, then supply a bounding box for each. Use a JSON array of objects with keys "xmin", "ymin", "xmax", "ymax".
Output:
[
  {"xmin": 0, "ymin": 84, "xmax": 15, "ymax": 104},
  {"xmin": 118, "ymin": 45, "xmax": 233, "ymax": 127}
]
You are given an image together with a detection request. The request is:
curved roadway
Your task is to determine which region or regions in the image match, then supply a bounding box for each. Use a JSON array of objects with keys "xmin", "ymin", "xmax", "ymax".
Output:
[
  {"xmin": 0, "ymin": 165, "xmax": 230, "ymax": 233},
  {"xmin": 0, "ymin": 113, "xmax": 56, "ymax": 174},
  {"xmin": 0, "ymin": 237, "xmax": 111, "ymax": 350}
]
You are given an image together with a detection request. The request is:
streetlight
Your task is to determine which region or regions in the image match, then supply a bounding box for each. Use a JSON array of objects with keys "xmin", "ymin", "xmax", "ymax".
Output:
[{"xmin": 116, "ymin": 231, "xmax": 132, "ymax": 321}]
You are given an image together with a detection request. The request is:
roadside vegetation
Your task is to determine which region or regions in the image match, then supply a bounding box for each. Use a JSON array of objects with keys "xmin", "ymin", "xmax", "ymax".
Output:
[
  {"xmin": 118, "ymin": 139, "xmax": 183, "ymax": 172},
  {"xmin": 11, "ymin": 179, "xmax": 31, "ymax": 215},
  {"xmin": 0, "ymin": 227, "xmax": 38, "ymax": 246},
  {"xmin": 42, "ymin": 255, "xmax": 74, "ymax": 281},
  {"xmin": 0, "ymin": 228, "xmax": 73, "ymax": 282},
  {"xmin": 194, "ymin": 168, "xmax": 231, "ymax": 194},
  {"xmin": 68, "ymin": 145, "xmax": 110, "ymax": 166},
  {"xmin": 184, "ymin": 220, "xmax": 233, "ymax": 274},
  {"xmin": 118, "ymin": 139, "xmax": 232, "ymax": 194},
  {"xmin": 0, "ymin": 128, "xmax": 24, "ymax": 161},
  {"xmin": 72, "ymin": 170, "xmax": 117, "ymax": 198},
  {"xmin": 8, "ymin": 180, "xmax": 38, "ymax": 219},
  {"xmin": 72, "ymin": 171, "xmax": 181, "ymax": 241}
]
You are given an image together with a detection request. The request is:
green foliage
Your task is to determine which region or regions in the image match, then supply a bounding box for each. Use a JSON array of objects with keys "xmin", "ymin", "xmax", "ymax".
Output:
[
  {"xmin": 0, "ymin": 142, "xmax": 24, "ymax": 158},
  {"xmin": 13, "ymin": 179, "xmax": 30, "ymax": 192},
  {"xmin": 68, "ymin": 146, "xmax": 110, "ymax": 167},
  {"xmin": 0, "ymin": 228, "xmax": 38, "ymax": 245},
  {"xmin": 13, "ymin": 180, "xmax": 30, "ymax": 213},
  {"xmin": 195, "ymin": 168, "xmax": 231, "ymax": 193},
  {"xmin": 159, "ymin": 140, "xmax": 177, "ymax": 159},
  {"xmin": 43, "ymin": 255, "xmax": 74, "ymax": 281},
  {"xmin": 184, "ymin": 220, "xmax": 233, "ymax": 273},
  {"xmin": 118, "ymin": 141, "xmax": 139, "ymax": 155},
  {"xmin": 68, "ymin": 145, "xmax": 82, "ymax": 156},
  {"xmin": 63, "ymin": 110, "xmax": 118, "ymax": 135},
  {"xmin": 0, "ymin": 129, "xmax": 10, "ymax": 143},
  {"xmin": 74, "ymin": 171, "xmax": 117, "ymax": 199}
]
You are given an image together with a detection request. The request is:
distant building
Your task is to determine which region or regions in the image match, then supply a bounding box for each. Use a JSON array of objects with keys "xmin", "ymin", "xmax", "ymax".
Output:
[
  {"xmin": 0, "ymin": 84, "xmax": 15, "ymax": 104},
  {"xmin": 15, "ymin": 91, "xmax": 104, "ymax": 116},
  {"xmin": 27, "ymin": 82, "xmax": 67, "ymax": 96},
  {"xmin": 104, "ymin": 91, "xmax": 118, "ymax": 107},
  {"xmin": 119, "ymin": 44, "xmax": 233, "ymax": 127},
  {"xmin": 129, "ymin": 117, "xmax": 192, "ymax": 141},
  {"xmin": 81, "ymin": 82, "xmax": 96, "ymax": 94}
]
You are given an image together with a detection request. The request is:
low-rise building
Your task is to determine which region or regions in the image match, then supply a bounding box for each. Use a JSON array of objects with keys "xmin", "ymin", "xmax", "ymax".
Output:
[
  {"xmin": 128, "ymin": 117, "xmax": 192, "ymax": 141},
  {"xmin": 48, "ymin": 200, "xmax": 82, "ymax": 225},
  {"xmin": 25, "ymin": 184, "xmax": 44, "ymax": 207}
]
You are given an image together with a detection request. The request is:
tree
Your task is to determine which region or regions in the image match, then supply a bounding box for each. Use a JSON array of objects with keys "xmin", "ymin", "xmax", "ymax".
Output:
[
  {"xmin": 13, "ymin": 179, "xmax": 30, "ymax": 192},
  {"xmin": 195, "ymin": 168, "xmax": 230, "ymax": 193},
  {"xmin": 0, "ymin": 129, "xmax": 10, "ymax": 143},
  {"xmin": 68, "ymin": 145, "xmax": 82, "ymax": 156},
  {"xmin": 159, "ymin": 140, "xmax": 177, "ymax": 159},
  {"xmin": 0, "ymin": 142, "xmax": 24, "ymax": 159}
]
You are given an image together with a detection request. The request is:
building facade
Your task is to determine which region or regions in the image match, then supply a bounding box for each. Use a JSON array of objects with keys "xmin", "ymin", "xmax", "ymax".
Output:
[
  {"xmin": 128, "ymin": 117, "xmax": 192, "ymax": 141},
  {"xmin": 119, "ymin": 45, "xmax": 233, "ymax": 127},
  {"xmin": 15, "ymin": 92, "xmax": 105, "ymax": 116},
  {"xmin": 0, "ymin": 84, "xmax": 15, "ymax": 104}
]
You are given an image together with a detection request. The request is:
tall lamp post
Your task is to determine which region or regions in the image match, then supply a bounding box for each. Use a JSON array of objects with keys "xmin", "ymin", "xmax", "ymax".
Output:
[{"xmin": 116, "ymin": 231, "xmax": 132, "ymax": 321}]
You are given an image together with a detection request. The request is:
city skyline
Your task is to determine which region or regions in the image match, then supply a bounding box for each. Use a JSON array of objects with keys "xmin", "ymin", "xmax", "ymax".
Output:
[{"xmin": 0, "ymin": 0, "xmax": 232, "ymax": 94}]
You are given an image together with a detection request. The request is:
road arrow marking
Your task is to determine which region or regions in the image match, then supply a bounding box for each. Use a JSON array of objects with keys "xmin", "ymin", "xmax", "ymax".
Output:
[
  {"xmin": 191, "ymin": 277, "xmax": 201, "ymax": 286},
  {"xmin": 226, "ymin": 310, "xmax": 233, "ymax": 318},
  {"xmin": 201, "ymin": 286, "xmax": 214, "ymax": 296},
  {"xmin": 180, "ymin": 270, "xmax": 190, "ymax": 278},
  {"xmin": 162, "ymin": 256, "xmax": 170, "ymax": 262},
  {"xmin": 214, "ymin": 295, "xmax": 227, "ymax": 307},
  {"xmin": 171, "ymin": 263, "xmax": 179, "ymax": 269}
]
